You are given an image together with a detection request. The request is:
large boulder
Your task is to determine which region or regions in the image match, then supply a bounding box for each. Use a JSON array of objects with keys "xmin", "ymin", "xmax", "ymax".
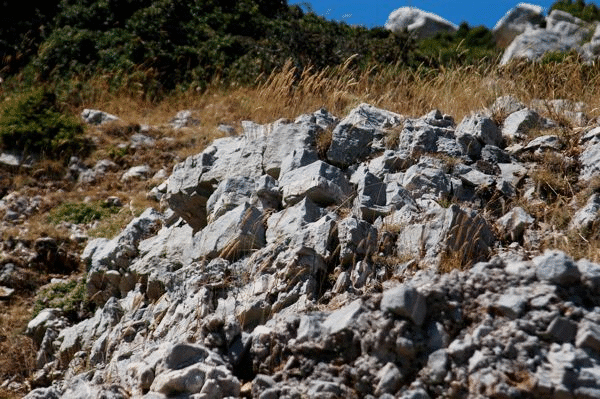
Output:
[
  {"xmin": 193, "ymin": 202, "xmax": 265, "ymax": 260},
  {"xmin": 493, "ymin": 3, "xmax": 545, "ymax": 48},
  {"xmin": 326, "ymin": 103, "xmax": 403, "ymax": 168},
  {"xmin": 583, "ymin": 23, "xmax": 600, "ymax": 59},
  {"xmin": 385, "ymin": 7, "xmax": 458, "ymax": 39},
  {"xmin": 500, "ymin": 10, "xmax": 594, "ymax": 65},
  {"xmin": 263, "ymin": 121, "xmax": 320, "ymax": 179},
  {"xmin": 546, "ymin": 9, "xmax": 590, "ymax": 46},
  {"xmin": 500, "ymin": 29, "xmax": 573, "ymax": 65},
  {"xmin": 279, "ymin": 160, "xmax": 353, "ymax": 207},
  {"xmin": 165, "ymin": 135, "xmax": 265, "ymax": 231},
  {"xmin": 397, "ymin": 204, "xmax": 495, "ymax": 266}
]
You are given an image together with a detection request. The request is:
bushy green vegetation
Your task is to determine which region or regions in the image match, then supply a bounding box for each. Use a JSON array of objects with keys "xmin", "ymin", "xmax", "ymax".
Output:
[
  {"xmin": 28, "ymin": 0, "xmax": 418, "ymax": 92},
  {"xmin": 417, "ymin": 22, "xmax": 499, "ymax": 66},
  {"xmin": 551, "ymin": 0, "xmax": 600, "ymax": 22},
  {"xmin": 48, "ymin": 201, "xmax": 121, "ymax": 225},
  {"xmin": 0, "ymin": 88, "xmax": 91, "ymax": 160},
  {"xmin": 33, "ymin": 279, "xmax": 94, "ymax": 321},
  {"xmin": 0, "ymin": 0, "xmax": 505, "ymax": 98},
  {"xmin": 1, "ymin": 0, "xmax": 598, "ymax": 100}
]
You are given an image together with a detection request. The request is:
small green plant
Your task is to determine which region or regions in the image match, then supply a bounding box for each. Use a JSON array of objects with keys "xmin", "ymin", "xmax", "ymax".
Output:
[
  {"xmin": 48, "ymin": 201, "xmax": 120, "ymax": 225},
  {"xmin": 0, "ymin": 88, "xmax": 91, "ymax": 160},
  {"xmin": 33, "ymin": 278, "xmax": 94, "ymax": 321},
  {"xmin": 108, "ymin": 145, "xmax": 130, "ymax": 161},
  {"xmin": 539, "ymin": 50, "xmax": 580, "ymax": 64}
]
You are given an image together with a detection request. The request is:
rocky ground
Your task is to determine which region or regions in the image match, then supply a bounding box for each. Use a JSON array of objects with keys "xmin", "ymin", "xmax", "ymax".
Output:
[{"xmin": 5, "ymin": 95, "xmax": 600, "ymax": 398}]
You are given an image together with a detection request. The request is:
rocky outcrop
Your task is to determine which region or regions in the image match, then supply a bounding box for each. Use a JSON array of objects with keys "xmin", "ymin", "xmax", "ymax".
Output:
[
  {"xmin": 81, "ymin": 109, "xmax": 119, "ymax": 125},
  {"xmin": 384, "ymin": 3, "xmax": 600, "ymax": 66},
  {"xmin": 23, "ymin": 97, "xmax": 600, "ymax": 399},
  {"xmin": 385, "ymin": 7, "xmax": 458, "ymax": 40},
  {"xmin": 501, "ymin": 9, "xmax": 597, "ymax": 65},
  {"xmin": 493, "ymin": 3, "xmax": 545, "ymax": 48}
]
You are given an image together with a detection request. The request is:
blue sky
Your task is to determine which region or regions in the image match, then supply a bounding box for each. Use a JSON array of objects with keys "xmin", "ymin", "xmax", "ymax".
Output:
[{"xmin": 290, "ymin": 1, "xmax": 556, "ymax": 29}]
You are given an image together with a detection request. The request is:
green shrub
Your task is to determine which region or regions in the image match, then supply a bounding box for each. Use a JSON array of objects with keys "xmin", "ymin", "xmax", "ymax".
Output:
[
  {"xmin": 47, "ymin": 201, "xmax": 120, "ymax": 225},
  {"xmin": 551, "ymin": 0, "xmax": 600, "ymax": 22},
  {"xmin": 0, "ymin": 88, "xmax": 91, "ymax": 160},
  {"xmin": 4, "ymin": 0, "xmax": 417, "ymax": 94},
  {"xmin": 417, "ymin": 22, "xmax": 499, "ymax": 67},
  {"xmin": 33, "ymin": 278, "xmax": 94, "ymax": 321}
]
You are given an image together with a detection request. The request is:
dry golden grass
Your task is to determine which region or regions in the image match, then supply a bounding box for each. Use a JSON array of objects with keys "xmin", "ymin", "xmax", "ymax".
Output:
[
  {"xmin": 0, "ymin": 296, "xmax": 35, "ymax": 398},
  {"xmin": 62, "ymin": 59, "xmax": 600, "ymax": 166},
  {"xmin": 315, "ymin": 127, "xmax": 333, "ymax": 159}
]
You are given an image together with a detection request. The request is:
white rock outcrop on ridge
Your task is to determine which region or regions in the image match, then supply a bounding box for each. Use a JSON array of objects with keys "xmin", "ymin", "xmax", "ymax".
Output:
[
  {"xmin": 493, "ymin": 3, "xmax": 545, "ymax": 48},
  {"xmin": 500, "ymin": 8, "xmax": 597, "ymax": 65},
  {"xmin": 385, "ymin": 7, "xmax": 458, "ymax": 39}
]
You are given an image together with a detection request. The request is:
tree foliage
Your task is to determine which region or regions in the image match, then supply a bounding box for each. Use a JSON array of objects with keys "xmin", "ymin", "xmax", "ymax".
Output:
[
  {"xmin": 0, "ymin": 89, "xmax": 91, "ymax": 160},
  {"xmin": 416, "ymin": 22, "xmax": 499, "ymax": 67},
  {"xmin": 0, "ymin": 0, "xmax": 504, "ymax": 94},
  {"xmin": 551, "ymin": 0, "xmax": 600, "ymax": 22}
]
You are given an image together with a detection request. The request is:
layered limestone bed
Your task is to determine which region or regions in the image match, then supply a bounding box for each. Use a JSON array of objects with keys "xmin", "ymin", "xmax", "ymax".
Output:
[{"xmin": 21, "ymin": 96, "xmax": 600, "ymax": 398}]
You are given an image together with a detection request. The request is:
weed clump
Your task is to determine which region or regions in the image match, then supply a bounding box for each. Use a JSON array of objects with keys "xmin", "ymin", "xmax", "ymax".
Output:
[
  {"xmin": 0, "ymin": 88, "xmax": 91, "ymax": 161},
  {"xmin": 33, "ymin": 279, "xmax": 94, "ymax": 322},
  {"xmin": 48, "ymin": 201, "xmax": 120, "ymax": 225}
]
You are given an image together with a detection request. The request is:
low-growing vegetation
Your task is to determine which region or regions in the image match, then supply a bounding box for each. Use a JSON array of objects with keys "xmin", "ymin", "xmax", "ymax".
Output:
[
  {"xmin": 47, "ymin": 201, "xmax": 121, "ymax": 225},
  {"xmin": 33, "ymin": 278, "xmax": 94, "ymax": 321},
  {"xmin": 0, "ymin": 88, "xmax": 91, "ymax": 160},
  {"xmin": 0, "ymin": 298, "xmax": 36, "ymax": 398}
]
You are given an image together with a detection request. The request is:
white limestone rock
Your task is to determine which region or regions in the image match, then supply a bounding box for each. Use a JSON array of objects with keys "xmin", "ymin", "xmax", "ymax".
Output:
[
  {"xmin": 385, "ymin": 7, "xmax": 458, "ymax": 40},
  {"xmin": 493, "ymin": 3, "xmax": 545, "ymax": 48}
]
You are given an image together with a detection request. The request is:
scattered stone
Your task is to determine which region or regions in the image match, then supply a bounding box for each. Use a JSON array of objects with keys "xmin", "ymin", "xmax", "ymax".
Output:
[
  {"xmin": 0, "ymin": 285, "xmax": 14, "ymax": 299},
  {"xmin": 263, "ymin": 121, "xmax": 319, "ymax": 178},
  {"xmin": 455, "ymin": 113, "xmax": 502, "ymax": 150},
  {"xmin": 217, "ymin": 124, "xmax": 236, "ymax": 136},
  {"xmin": 81, "ymin": 109, "xmax": 119, "ymax": 125},
  {"xmin": 497, "ymin": 206, "xmax": 534, "ymax": 242},
  {"xmin": 534, "ymin": 250, "xmax": 580, "ymax": 286},
  {"xmin": 546, "ymin": 317, "xmax": 577, "ymax": 343},
  {"xmin": 502, "ymin": 108, "xmax": 541, "ymax": 140},
  {"xmin": 193, "ymin": 202, "xmax": 265, "ymax": 260},
  {"xmin": 0, "ymin": 152, "xmax": 34, "ymax": 168},
  {"xmin": 570, "ymin": 194, "xmax": 600, "ymax": 232},
  {"xmin": 279, "ymin": 160, "xmax": 352, "ymax": 207},
  {"xmin": 492, "ymin": 293, "xmax": 527, "ymax": 319},
  {"xmin": 170, "ymin": 110, "xmax": 200, "ymax": 129},
  {"xmin": 375, "ymin": 362, "xmax": 403, "ymax": 395},
  {"xmin": 380, "ymin": 284, "xmax": 427, "ymax": 326},
  {"xmin": 130, "ymin": 133, "xmax": 156, "ymax": 149},
  {"xmin": 326, "ymin": 103, "xmax": 403, "ymax": 167},
  {"xmin": 576, "ymin": 322, "xmax": 600, "ymax": 353},
  {"xmin": 121, "ymin": 165, "xmax": 151, "ymax": 181}
]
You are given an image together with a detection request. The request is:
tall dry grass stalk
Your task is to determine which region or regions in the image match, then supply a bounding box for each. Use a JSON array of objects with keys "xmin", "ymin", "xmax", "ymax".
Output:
[
  {"xmin": 66, "ymin": 57, "xmax": 600, "ymax": 160},
  {"xmin": 0, "ymin": 297, "xmax": 35, "ymax": 398}
]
